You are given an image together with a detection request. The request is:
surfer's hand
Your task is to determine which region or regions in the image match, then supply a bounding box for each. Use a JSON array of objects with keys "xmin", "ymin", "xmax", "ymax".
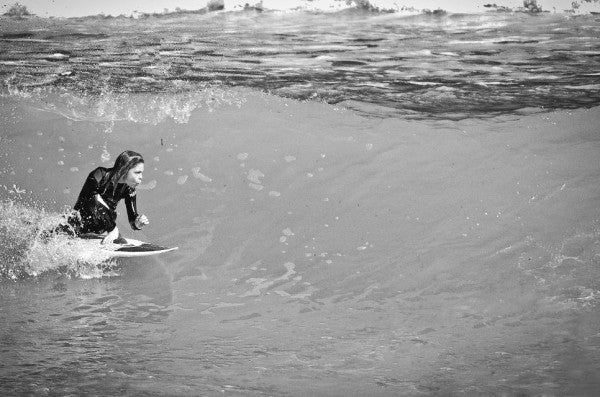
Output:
[
  {"xmin": 135, "ymin": 214, "xmax": 149, "ymax": 229},
  {"xmin": 102, "ymin": 227, "xmax": 119, "ymax": 245}
]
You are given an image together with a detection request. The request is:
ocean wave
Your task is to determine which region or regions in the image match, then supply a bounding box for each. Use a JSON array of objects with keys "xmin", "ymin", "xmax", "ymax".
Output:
[
  {"xmin": 61, "ymin": 0, "xmax": 600, "ymax": 18},
  {"xmin": 218, "ymin": 0, "xmax": 598, "ymax": 15},
  {"xmin": 1, "ymin": 10, "xmax": 599, "ymax": 119},
  {"xmin": 83, "ymin": 1, "xmax": 427, "ymax": 18}
]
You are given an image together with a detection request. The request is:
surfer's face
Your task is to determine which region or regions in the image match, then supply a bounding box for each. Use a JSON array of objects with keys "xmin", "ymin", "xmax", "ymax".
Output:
[{"xmin": 122, "ymin": 162, "xmax": 144, "ymax": 187}]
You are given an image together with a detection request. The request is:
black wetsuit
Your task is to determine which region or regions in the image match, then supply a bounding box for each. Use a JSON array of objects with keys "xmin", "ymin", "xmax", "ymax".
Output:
[{"xmin": 71, "ymin": 167, "xmax": 141, "ymax": 235}]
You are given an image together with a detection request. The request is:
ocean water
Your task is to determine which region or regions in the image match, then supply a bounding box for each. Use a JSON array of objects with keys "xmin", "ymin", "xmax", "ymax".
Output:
[{"xmin": 1, "ymin": 10, "xmax": 600, "ymax": 396}]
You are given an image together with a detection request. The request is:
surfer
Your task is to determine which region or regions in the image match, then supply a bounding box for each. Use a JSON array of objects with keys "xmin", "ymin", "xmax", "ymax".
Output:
[{"xmin": 69, "ymin": 150, "xmax": 149, "ymax": 244}]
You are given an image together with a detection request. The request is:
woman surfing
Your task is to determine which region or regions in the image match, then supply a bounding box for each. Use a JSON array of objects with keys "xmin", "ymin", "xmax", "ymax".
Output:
[{"xmin": 70, "ymin": 150, "xmax": 149, "ymax": 244}]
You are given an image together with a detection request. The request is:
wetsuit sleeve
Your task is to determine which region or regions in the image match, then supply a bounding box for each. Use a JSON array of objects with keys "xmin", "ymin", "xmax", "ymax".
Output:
[{"xmin": 125, "ymin": 190, "xmax": 142, "ymax": 230}]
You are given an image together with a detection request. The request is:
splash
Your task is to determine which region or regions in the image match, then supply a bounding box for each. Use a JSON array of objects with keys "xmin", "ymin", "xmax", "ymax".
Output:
[
  {"xmin": 0, "ymin": 84, "xmax": 247, "ymax": 125},
  {"xmin": 0, "ymin": 201, "xmax": 115, "ymax": 280}
]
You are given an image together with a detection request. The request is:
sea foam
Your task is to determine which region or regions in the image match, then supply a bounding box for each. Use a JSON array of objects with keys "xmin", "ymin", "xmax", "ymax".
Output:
[{"xmin": 0, "ymin": 201, "xmax": 115, "ymax": 279}]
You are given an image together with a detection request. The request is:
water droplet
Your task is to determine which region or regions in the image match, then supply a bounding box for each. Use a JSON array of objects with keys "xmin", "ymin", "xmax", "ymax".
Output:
[
  {"xmin": 247, "ymin": 169, "xmax": 265, "ymax": 184},
  {"xmin": 177, "ymin": 175, "xmax": 188, "ymax": 185},
  {"xmin": 100, "ymin": 150, "xmax": 111, "ymax": 163},
  {"xmin": 191, "ymin": 167, "xmax": 212, "ymax": 182}
]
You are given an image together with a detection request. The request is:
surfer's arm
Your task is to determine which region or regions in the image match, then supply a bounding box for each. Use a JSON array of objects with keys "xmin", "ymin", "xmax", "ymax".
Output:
[{"xmin": 125, "ymin": 191, "xmax": 147, "ymax": 230}]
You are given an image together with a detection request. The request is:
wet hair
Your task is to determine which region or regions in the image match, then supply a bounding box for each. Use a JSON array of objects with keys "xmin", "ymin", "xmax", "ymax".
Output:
[{"xmin": 108, "ymin": 150, "xmax": 144, "ymax": 193}]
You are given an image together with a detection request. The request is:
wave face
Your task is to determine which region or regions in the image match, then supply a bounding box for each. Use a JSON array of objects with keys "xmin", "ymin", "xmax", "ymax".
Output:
[
  {"xmin": 1, "ymin": 85, "xmax": 600, "ymax": 394},
  {"xmin": 1, "ymin": 11, "xmax": 600, "ymax": 119}
]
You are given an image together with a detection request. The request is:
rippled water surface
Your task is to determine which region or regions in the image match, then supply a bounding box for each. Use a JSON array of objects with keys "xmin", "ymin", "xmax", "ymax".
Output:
[
  {"xmin": 1, "ymin": 9, "xmax": 600, "ymax": 397},
  {"xmin": 1, "ymin": 11, "xmax": 600, "ymax": 118}
]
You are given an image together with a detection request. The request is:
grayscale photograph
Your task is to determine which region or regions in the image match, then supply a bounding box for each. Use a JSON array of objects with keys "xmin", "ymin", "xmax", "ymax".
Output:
[{"xmin": 1, "ymin": 0, "xmax": 599, "ymax": 395}]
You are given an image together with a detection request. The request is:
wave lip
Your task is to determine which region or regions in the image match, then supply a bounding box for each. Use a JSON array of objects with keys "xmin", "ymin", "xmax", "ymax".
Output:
[
  {"xmin": 216, "ymin": 0, "xmax": 600, "ymax": 15},
  {"xmin": 102, "ymin": 1, "xmax": 600, "ymax": 17},
  {"xmin": 3, "ymin": 0, "xmax": 599, "ymax": 19}
]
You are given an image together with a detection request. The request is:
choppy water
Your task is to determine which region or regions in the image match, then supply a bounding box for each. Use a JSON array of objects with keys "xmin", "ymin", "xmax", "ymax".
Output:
[
  {"xmin": 1, "ymin": 11, "xmax": 600, "ymax": 119},
  {"xmin": 1, "ymin": 9, "xmax": 600, "ymax": 397}
]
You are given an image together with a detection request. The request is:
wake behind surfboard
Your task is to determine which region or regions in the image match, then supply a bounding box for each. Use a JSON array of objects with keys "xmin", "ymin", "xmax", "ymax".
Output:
[{"xmin": 77, "ymin": 234, "xmax": 178, "ymax": 258}]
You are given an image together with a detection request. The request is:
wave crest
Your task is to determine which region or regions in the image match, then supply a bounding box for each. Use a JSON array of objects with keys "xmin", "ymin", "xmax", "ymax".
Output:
[{"xmin": 1, "ymin": 83, "xmax": 247, "ymax": 124}]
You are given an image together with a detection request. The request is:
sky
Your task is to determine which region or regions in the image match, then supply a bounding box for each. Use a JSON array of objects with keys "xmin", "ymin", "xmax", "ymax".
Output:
[{"xmin": 0, "ymin": 0, "xmax": 592, "ymax": 18}]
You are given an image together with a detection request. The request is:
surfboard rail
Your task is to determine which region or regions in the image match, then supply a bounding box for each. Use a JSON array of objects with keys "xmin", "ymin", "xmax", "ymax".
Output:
[{"xmin": 77, "ymin": 234, "xmax": 178, "ymax": 258}]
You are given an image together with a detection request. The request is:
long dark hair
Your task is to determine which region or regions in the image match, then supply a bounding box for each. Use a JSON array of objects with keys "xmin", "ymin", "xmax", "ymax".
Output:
[{"xmin": 107, "ymin": 150, "xmax": 144, "ymax": 194}]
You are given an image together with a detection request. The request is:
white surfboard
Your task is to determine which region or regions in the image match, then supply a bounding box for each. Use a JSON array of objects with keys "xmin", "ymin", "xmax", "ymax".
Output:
[{"xmin": 78, "ymin": 234, "xmax": 178, "ymax": 258}]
